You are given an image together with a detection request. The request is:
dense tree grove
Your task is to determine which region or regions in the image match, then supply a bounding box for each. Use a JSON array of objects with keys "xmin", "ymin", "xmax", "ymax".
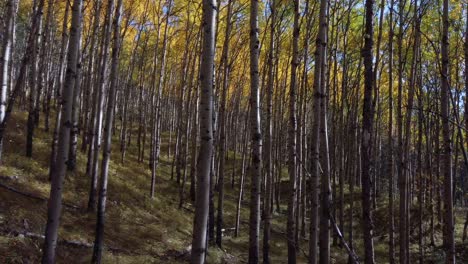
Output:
[{"xmin": 0, "ymin": 0, "xmax": 468, "ymax": 263}]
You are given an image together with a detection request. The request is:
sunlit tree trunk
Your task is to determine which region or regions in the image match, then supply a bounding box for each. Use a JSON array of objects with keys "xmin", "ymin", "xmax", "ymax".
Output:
[
  {"xmin": 235, "ymin": 103, "xmax": 249, "ymax": 238},
  {"xmin": 319, "ymin": 66, "xmax": 331, "ymax": 264},
  {"xmin": 189, "ymin": 53, "xmax": 200, "ymax": 202},
  {"xmin": 88, "ymin": 0, "xmax": 114, "ymax": 212},
  {"xmin": 86, "ymin": 0, "xmax": 103, "ymax": 211},
  {"xmin": 0, "ymin": 0, "xmax": 18, "ymax": 162},
  {"xmin": 180, "ymin": 30, "xmax": 201, "ymax": 208},
  {"xmin": 150, "ymin": 0, "xmax": 171, "ymax": 198},
  {"xmin": 68, "ymin": 27, "xmax": 83, "ymax": 172},
  {"xmin": 190, "ymin": 0, "xmax": 216, "ymax": 262},
  {"xmin": 92, "ymin": 0, "xmax": 122, "ymax": 261}
]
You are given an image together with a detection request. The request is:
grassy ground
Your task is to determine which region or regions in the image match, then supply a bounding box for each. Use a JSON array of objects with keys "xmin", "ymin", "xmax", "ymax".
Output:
[{"xmin": 0, "ymin": 111, "xmax": 466, "ymax": 263}]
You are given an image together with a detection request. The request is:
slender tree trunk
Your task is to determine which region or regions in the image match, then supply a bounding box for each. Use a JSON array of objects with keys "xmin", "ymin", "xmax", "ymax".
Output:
[
  {"xmin": 463, "ymin": 0, "xmax": 468, "ymax": 245},
  {"xmin": 287, "ymin": 0, "xmax": 299, "ymax": 262},
  {"xmin": 299, "ymin": 0, "xmax": 313, "ymax": 241},
  {"xmin": 181, "ymin": 33, "xmax": 201, "ymax": 207},
  {"xmin": 263, "ymin": 0, "xmax": 275, "ymax": 262},
  {"xmin": 41, "ymin": 0, "xmax": 82, "ymax": 261},
  {"xmin": 26, "ymin": 0, "xmax": 44, "ymax": 158},
  {"xmin": 387, "ymin": 1, "xmax": 395, "ymax": 262},
  {"xmin": 417, "ymin": 72, "xmax": 424, "ymax": 264},
  {"xmin": 397, "ymin": 0, "xmax": 408, "ymax": 262},
  {"xmin": 150, "ymin": 0, "xmax": 171, "ymax": 198},
  {"xmin": 189, "ymin": 75, "xmax": 200, "ymax": 202},
  {"xmin": 248, "ymin": 0, "xmax": 262, "ymax": 261},
  {"xmin": 319, "ymin": 74, "xmax": 331, "ymax": 264},
  {"xmin": 80, "ymin": 0, "xmax": 97, "ymax": 153},
  {"xmin": 68, "ymin": 30, "xmax": 83, "ymax": 171},
  {"xmin": 361, "ymin": 0, "xmax": 375, "ymax": 263},
  {"xmin": 441, "ymin": 0, "xmax": 455, "ymax": 262},
  {"xmin": 190, "ymin": 0, "xmax": 216, "ymax": 262},
  {"xmin": 86, "ymin": 0, "xmax": 103, "ymax": 211},
  {"xmin": 92, "ymin": 0, "xmax": 122, "ymax": 261},
  {"xmin": 216, "ymin": 0, "xmax": 233, "ymax": 248},
  {"xmin": 36, "ymin": 0, "xmax": 54, "ymax": 131},
  {"xmin": 235, "ymin": 107, "xmax": 249, "ymax": 237},
  {"xmin": 0, "ymin": 0, "xmax": 43, "ymax": 143},
  {"xmin": 339, "ymin": 4, "xmax": 351, "ymax": 247},
  {"xmin": 0, "ymin": 0, "xmax": 18, "ymax": 162},
  {"xmin": 88, "ymin": 0, "xmax": 113, "ymax": 212},
  {"xmin": 309, "ymin": 0, "xmax": 327, "ymax": 262}
]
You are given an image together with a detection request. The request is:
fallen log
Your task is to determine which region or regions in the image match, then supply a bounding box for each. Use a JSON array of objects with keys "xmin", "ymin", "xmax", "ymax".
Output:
[
  {"xmin": 0, "ymin": 227, "xmax": 124, "ymax": 253},
  {"xmin": 0, "ymin": 181, "xmax": 80, "ymax": 210},
  {"xmin": 329, "ymin": 212, "xmax": 361, "ymax": 264}
]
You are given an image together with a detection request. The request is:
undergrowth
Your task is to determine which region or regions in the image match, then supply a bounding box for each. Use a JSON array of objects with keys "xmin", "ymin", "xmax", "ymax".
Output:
[{"xmin": 0, "ymin": 111, "xmax": 466, "ymax": 263}]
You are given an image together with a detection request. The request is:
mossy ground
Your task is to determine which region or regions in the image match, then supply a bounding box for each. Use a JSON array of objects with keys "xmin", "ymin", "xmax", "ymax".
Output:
[{"xmin": 0, "ymin": 111, "xmax": 466, "ymax": 263}]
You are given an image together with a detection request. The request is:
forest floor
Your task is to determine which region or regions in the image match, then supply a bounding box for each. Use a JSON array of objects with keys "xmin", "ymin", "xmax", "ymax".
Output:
[{"xmin": 0, "ymin": 111, "xmax": 467, "ymax": 263}]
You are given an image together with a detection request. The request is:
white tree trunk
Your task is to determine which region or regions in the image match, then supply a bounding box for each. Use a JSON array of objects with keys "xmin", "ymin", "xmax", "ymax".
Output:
[
  {"xmin": 309, "ymin": 0, "xmax": 328, "ymax": 262},
  {"xmin": 41, "ymin": 0, "xmax": 82, "ymax": 262},
  {"xmin": 190, "ymin": 0, "xmax": 216, "ymax": 263},
  {"xmin": 441, "ymin": 0, "xmax": 455, "ymax": 263},
  {"xmin": 248, "ymin": 0, "xmax": 262, "ymax": 262},
  {"xmin": 92, "ymin": 0, "xmax": 123, "ymax": 261},
  {"xmin": 0, "ymin": 0, "xmax": 18, "ymax": 161}
]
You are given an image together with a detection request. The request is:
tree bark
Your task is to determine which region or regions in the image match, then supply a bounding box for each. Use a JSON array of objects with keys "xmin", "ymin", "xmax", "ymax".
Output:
[
  {"xmin": 86, "ymin": 0, "xmax": 103, "ymax": 211},
  {"xmin": 41, "ymin": 0, "xmax": 82, "ymax": 261},
  {"xmin": 150, "ymin": 0, "xmax": 172, "ymax": 198},
  {"xmin": 68, "ymin": 28, "xmax": 83, "ymax": 171},
  {"xmin": 387, "ymin": 0, "xmax": 395, "ymax": 263},
  {"xmin": 464, "ymin": 0, "xmax": 468, "ymax": 239},
  {"xmin": 441, "ymin": 0, "xmax": 455, "ymax": 263},
  {"xmin": 248, "ymin": 0, "xmax": 262, "ymax": 262},
  {"xmin": 92, "ymin": 0, "xmax": 122, "ymax": 261},
  {"xmin": 287, "ymin": 0, "xmax": 299, "ymax": 262},
  {"xmin": 309, "ymin": 0, "xmax": 327, "ymax": 262},
  {"xmin": 26, "ymin": 0, "xmax": 44, "ymax": 158},
  {"xmin": 263, "ymin": 0, "xmax": 275, "ymax": 262},
  {"xmin": 216, "ymin": 0, "xmax": 232, "ymax": 248},
  {"xmin": 190, "ymin": 0, "xmax": 216, "ymax": 262},
  {"xmin": 361, "ymin": 0, "xmax": 375, "ymax": 263},
  {"xmin": 0, "ymin": 0, "xmax": 18, "ymax": 162},
  {"xmin": 397, "ymin": 0, "xmax": 408, "ymax": 262}
]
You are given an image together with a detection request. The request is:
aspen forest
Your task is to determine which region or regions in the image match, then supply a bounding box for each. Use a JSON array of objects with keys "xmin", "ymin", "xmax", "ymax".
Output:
[{"xmin": 1, "ymin": 0, "xmax": 468, "ymax": 263}]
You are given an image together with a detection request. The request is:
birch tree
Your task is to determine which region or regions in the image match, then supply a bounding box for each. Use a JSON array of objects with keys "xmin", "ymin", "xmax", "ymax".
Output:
[
  {"xmin": 190, "ymin": 0, "xmax": 216, "ymax": 262},
  {"xmin": 249, "ymin": 0, "xmax": 262, "ymax": 262},
  {"xmin": 441, "ymin": 0, "xmax": 455, "ymax": 262},
  {"xmin": 309, "ymin": 0, "xmax": 328, "ymax": 262},
  {"xmin": 92, "ymin": 0, "xmax": 123, "ymax": 261},
  {"xmin": 361, "ymin": 0, "xmax": 376, "ymax": 262},
  {"xmin": 41, "ymin": 0, "xmax": 82, "ymax": 261},
  {"xmin": 0, "ymin": 0, "xmax": 18, "ymax": 162}
]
